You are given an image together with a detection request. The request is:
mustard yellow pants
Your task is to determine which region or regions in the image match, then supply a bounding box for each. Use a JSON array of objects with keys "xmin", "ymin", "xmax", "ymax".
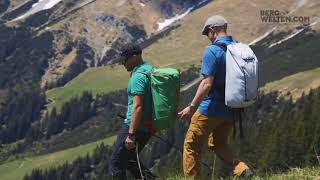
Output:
[{"xmin": 183, "ymin": 111, "xmax": 249, "ymax": 179}]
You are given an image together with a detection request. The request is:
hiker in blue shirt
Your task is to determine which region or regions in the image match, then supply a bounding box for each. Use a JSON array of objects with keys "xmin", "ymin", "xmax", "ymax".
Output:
[
  {"xmin": 178, "ymin": 15, "xmax": 253, "ymax": 179},
  {"xmin": 109, "ymin": 43, "xmax": 157, "ymax": 180}
]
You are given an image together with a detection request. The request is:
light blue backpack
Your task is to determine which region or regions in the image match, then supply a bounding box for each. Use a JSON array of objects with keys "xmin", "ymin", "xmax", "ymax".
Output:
[
  {"xmin": 214, "ymin": 42, "xmax": 258, "ymax": 138},
  {"xmin": 224, "ymin": 42, "xmax": 258, "ymax": 108}
]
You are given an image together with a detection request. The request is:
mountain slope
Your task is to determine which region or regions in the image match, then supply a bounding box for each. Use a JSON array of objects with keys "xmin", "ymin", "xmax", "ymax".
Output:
[
  {"xmin": 0, "ymin": 136, "xmax": 116, "ymax": 180},
  {"xmin": 46, "ymin": 0, "xmax": 320, "ymax": 109},
  {"xmin": 2, "ymin": 59, "xmax": 320, "ymax": 180},
  {"xmin": 169, "ymin": 167, "xmax": 320, "ymax": 180},
  {"xmin": 0, "ymin": 0, "xmax": 213, "ymax": 146},
  {"xmin": 261, "ymin": 67, "xmax": 320, "ymax": 101},
  {"xmin": 1, "ymin": 0, "xmax": 320, "ymax": 179},
  {"xmin": 0, "ymin": 0, "xmax": 210, "ymax": 90}
]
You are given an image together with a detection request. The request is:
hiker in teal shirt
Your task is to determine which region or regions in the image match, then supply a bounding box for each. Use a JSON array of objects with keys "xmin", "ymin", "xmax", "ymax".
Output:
[
  {"xmin": 125, "ymin": 62, "xmax": 154, "ymax": 129},
  {"xmin": 109, "ymin": 43, "xmax": 157, "ymax": 180}
]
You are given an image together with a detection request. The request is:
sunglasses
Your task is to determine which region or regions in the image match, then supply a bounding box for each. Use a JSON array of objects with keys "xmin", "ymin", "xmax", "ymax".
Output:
[
  {"xmin": 118, "ymin": 56, "xmax": 127, "ymax": 65},
  {"xmin": 120, "ymin": 54, "xmax": 136, "ymax": 65},
  {"xmin": 203, "ymin": 25, "xmax": 214, "ymax": 36}
]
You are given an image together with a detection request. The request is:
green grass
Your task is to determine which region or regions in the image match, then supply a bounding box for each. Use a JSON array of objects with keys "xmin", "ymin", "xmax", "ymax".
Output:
[
  {"xmin": 46, "ymin": 60, "xmax": 197, "ymax": 110},
  {"xmin": 46, "ymin": 65, "xmax": 128, "ymax": 110},
  {"xmin": 0, "ymin": 136, "xmax": 116, "ymax": 180},
  {"xmin": 261, "ymin": 167, "xmax": 320, "ymax": 180},
  {"xmin": 261, "ymin": 67, "xmax": 320, "ymax": 100},
  {"xmin": 168, "ymin": 167, "xmax": 320, "ymax": 180}
]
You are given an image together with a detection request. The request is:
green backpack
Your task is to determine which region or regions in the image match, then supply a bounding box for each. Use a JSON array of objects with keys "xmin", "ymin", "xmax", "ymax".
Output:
[{"xmin": 138, "ymin": 68, "xmax": 180, "ymax": 130}]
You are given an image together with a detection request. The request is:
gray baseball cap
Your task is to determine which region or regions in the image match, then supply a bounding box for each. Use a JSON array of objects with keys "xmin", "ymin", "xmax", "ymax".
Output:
[{"xmin": 201, "ymin": 15, "xmax": 228, "ymax": 35}]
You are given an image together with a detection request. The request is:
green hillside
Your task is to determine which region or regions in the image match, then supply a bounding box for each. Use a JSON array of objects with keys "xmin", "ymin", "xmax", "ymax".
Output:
[
  {"xmin": 46, "ymin": 66, "xmax": 128, "ymax": 110},
  {"xmin": 0, "ymin": 136, "xmax": 116, "ymax": 180},
  {"xmin": 5, "ymin": 67, "xmax": 320, "ymax": 179},
  {"xmin": 261, "ymin": 67, "xmax": 320, "ymax": 100},
  {"xmin": 46, "ymin": 61, "xmax": 195, "ymax": 110},
  {"xmin": 168, "ymin": 167, "xmax": 320, "ymax": 180}
]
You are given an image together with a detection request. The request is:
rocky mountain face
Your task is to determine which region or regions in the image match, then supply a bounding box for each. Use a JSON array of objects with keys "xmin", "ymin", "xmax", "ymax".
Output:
[
  {"xmin": 0, "ymin": 0, "xmax": 208, "ymax": 89},
  {"xmin": 0, "ymin": 0, "xmax": 212, "ymax": 147}
]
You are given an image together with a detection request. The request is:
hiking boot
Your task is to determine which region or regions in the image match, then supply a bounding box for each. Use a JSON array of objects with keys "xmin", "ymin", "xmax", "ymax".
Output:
[
  {"xmin": 143, "ymin": 171, "xmax": 159, "ymax": 180},
  {"xmin": 240, "ymin": 168, "xmax": 254, "ymax": 178}
]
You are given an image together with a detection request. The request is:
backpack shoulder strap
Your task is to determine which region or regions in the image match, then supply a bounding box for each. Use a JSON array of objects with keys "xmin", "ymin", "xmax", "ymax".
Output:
[
  {"xmin": 208, "ymin": 43, "xmax": 227, "ymax": 97},
  {"xmin": 213, "ymin": 42, "xmax": 227, "ymax": 52},
  {"xmin": 133, "ymin": 71, "xmax": 152, "ymax": 80},
  {"xmin": 135, "ymin": 71, "xmax": 150, "ymax": 76}
]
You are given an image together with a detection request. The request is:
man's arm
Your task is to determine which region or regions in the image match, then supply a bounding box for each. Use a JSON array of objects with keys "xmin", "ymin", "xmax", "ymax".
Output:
[
  {"xmin": 190, "ymin": 76, "xmax": 214, "ymax": 106},
  {"xmin": 129, "ymin": 95, "xmax": 144, "ymax": 134},
  {"xmin": 125, "ymin": 73, "xmax": 148, "ymax": 149},
  {"xmin": 125, "ymin": 94, "xmax": 144, "ymax": 150},
  {"xmin": 178, "ymin": 47, "xmax": 216, "ymax": 120},
  {"xmin": 178, "ymin": 76, "xmax": 214, "ymax": 120}
]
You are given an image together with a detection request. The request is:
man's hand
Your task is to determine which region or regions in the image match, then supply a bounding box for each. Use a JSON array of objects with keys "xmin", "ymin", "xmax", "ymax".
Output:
[
  {"xmin": 125, "ymin": 136, "xmax": 136, "ymax": 150},
  {"xmin": 178, "ymin": 106, "xmax": 196, "ymax": 121}
]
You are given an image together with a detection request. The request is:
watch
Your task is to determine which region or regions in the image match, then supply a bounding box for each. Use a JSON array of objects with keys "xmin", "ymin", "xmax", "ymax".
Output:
[{"xmin": 189, "ymin": 103, "xmax": 198, "ymax": 110}]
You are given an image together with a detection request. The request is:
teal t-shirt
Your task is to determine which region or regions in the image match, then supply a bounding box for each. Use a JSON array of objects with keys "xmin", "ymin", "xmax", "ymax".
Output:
[{"xmin": 125, "ymin": 62, "xmax": 154, "ymax": 128}]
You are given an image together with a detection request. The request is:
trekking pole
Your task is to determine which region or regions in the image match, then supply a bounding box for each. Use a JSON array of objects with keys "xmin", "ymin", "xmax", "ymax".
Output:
[
  {"xmin": 136, "ymin": 143, "xmax": 145, "ymax": 180},
  {"xmin": 211, "ymin": 154, "xmax": 216, "ymax": 180},
  {"xmin": 117, "ymin": 114, "xmax": 214, "ymax": 172}
]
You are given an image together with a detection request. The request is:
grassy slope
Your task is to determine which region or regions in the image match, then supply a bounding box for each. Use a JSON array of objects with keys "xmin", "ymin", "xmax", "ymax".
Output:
[
  {"xmin": 168, "ymin": 167, "xmax": 320, "ymax": 180},
  {"xmin": 46, "ymin": 65, "xmax": 128, "ymax": 110},
  {"xmin": 46, "ymin": 0, "xmax": 299, "ymax": 109},
  {"xmin": 46, "ymin": 60, "xmax": 199, "ymax": 110},
  {"xmin": 0, "ymin": 136, "xmax": 116, "ymax": 180},
  {"xmin": 261, "ymin": 67, "xmax": 320, "ymax": 100},
  {"xmin": 4, "ymin": 67, "xmax": 320, "ymax": 179}
]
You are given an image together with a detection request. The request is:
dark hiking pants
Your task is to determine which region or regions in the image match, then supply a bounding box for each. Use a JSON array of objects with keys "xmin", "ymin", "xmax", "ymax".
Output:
[{"xmin": 109, "ymin": 124, "xmax": 154, "ymax": 180}]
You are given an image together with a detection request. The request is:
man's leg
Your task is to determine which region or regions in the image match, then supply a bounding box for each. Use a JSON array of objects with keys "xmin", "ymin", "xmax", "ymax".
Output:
[
  {"xmin": 183, "ymin": 111, "xmax": 211, "ymax": 179},
  {"xmin": 207, "ymin": 118, "xmax": 250, "ymax": 177},
  {"xmin": 109, "ymin": 124, "xmax": 130, "ymax": 180},
  {"xmin": 126, "ymin": 130, "xmax": 157, "ymax": 179}
]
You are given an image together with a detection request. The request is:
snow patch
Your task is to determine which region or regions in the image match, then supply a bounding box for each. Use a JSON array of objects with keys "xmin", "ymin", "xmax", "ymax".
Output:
[
  {"xmin": 248, "ymin": 1, "xmax": 257, "ymax": 7},
  {"xmin": 157, "ymin": 9, "xmax": 190, "ymax": 31},
  {"xmin": 157, "ymin": 0, "xmax": 209, "ymax": 31},
  {"xmin": 43, "ymin": 0, "xmax": 63, "ymax": 10},
  {"xmin": 309, "ymin": 20, "xmax": 319, "ymax": 27},
  {"xmin": 289, "ymin": 0, "xmax": 307, "ymax": 14},
  {"xmin": 32, "ymin": 0, "xmax": 45, "ymax": 8},
  {"xmin": 139, "ymin": 2, "xmax": 145, "ymax": 7},
  {"xmin": 116, "ymin": 0, "xmax": 126, "ymax": 7},
  {"xmin": 297, "ymin": 0, "xmax": 307, "ymax": 7},
  {"xmin": 11, "ymin": 0, "xmax": 62, "ymax": 22},
  {"xmin": 248, "ymin": 27, "xmax": 277, "ymax": 46},
  {"xmin": 268, "ymin": 21, "xmax": 318, "ymax": 48},
  {"xmin": 268, "ymin": 29, "xmax": 304, "ymax": 48}
]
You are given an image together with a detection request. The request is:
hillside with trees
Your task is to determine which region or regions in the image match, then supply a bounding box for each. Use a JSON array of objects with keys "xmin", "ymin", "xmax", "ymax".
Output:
[
  {"xmin": 1, "ymin": 0, "xmax": 320, "ymax": 179},
  {"xmin": 22, "ymin": 87, "xmax": 320, "ymax": 179}
]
